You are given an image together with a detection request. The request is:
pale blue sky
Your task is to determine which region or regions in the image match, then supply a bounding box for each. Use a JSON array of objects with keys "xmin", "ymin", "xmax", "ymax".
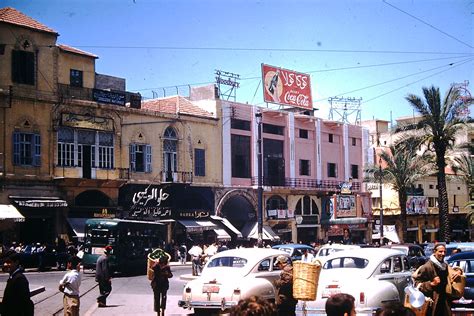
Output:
[{"xmin": 4, "ymin": 0, "xmax": 474, "ymax": 122}]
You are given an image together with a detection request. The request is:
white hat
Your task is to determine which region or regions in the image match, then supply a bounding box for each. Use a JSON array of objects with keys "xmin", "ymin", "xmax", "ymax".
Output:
[{"xmin": 276, "ymin": 255, "xmax": 288, "ymax": 264}]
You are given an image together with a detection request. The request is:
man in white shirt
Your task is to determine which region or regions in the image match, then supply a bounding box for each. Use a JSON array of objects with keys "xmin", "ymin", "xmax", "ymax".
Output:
[
  {"xmin": 59, "ymin": 255, "xmax": 82, "ymax": 316},
  {"xmin": 301, "ymin": 248, "xmax": 315, "ymax": 263}
]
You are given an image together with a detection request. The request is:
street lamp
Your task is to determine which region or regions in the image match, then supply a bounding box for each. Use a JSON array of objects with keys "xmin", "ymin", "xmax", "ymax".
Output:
[
  {"xmin": 255, "ymin": 112, "xmax": 263, "ymax": 247},
  {"xmin": 379, "ymin": 157, "xmax": 384, "ymax": 243}
]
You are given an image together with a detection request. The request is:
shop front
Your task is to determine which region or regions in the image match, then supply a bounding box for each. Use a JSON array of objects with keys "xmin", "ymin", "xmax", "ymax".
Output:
[{"xmin": 119, "ymin": 184, "xmax": 240, "ymax": 245}]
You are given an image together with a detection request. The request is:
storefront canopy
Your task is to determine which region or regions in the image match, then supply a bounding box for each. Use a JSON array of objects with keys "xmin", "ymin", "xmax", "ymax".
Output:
[
  {"xmin": 211, "ymin": 215, "xmax": 243, "ymax": 238},
  {"xmin": 10, "ymin": 196, "xmax": 68, "ymax": 208},
  {"xmin": 241, "ymin": 222, "xmax": 280, "ymax": 241},
  {"xmin": 0, "ymin": 204, "xmax": 25, "ymax": 222},
  {"xmin": 372, "ymin": 225, "xmax": 400, "ymax": 243},
  {"xmin": 213, "ymin": 229, "xmax": 231, "ymax": 241},
  {"xmin": 177, "ymin": 220, "xmax": 217, "ymax": 233},
  {"xmin": 67, "ymin": 218, "xmax": 88, "ymax": 238}
]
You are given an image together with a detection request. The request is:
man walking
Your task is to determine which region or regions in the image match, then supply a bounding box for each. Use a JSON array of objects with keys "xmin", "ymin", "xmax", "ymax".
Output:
[
  {"xmin": 95, "ymin": 245, "xmax": 112, "ymax": 307},
  {"xmin": 274, "ymin": 255, "xmax": 297, "ymax": 316},
  {"xmin": 0, "ymin": 250, "xmax": 34, "ymax": 316},
  {"xmin": 59, "ymin": 255, "xmax": 81, "ymax": 316}
]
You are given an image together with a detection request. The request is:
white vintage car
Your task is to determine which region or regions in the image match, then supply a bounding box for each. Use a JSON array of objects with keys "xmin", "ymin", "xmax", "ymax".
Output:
[
  {"xmin": 297, "ymin": 248, "xmax": 412, "ymax": 315},
  {"xmin": 178, "ymin": 248, "xmax": 290, "ymax": 315}
]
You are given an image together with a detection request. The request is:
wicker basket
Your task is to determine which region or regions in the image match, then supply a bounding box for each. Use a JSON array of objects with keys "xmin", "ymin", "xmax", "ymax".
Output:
[
  {"xmin": 147, "ymin": 249, "xmax": 171, "ymax": 281},
  {"xmin": 292, "ymin": 260, "xmax": 322, "ymax": 301}
]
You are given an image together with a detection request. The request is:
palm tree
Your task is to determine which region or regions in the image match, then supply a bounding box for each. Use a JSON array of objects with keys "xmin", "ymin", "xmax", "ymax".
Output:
[
  {"xmin": 365, "ymin": 139, "xmax": 428, "ymax": 243},
  {"xmin": 402, "ymin": 85, "xmax": 470, "ymax": 242}
]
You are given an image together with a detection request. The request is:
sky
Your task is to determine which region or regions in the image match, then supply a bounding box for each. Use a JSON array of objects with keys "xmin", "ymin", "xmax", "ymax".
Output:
[{"xmin": 4, "ymin": 0, "xmax": 474, "ymax": 123}]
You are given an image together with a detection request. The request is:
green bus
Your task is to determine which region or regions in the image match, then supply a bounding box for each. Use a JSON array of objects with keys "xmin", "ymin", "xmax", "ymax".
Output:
[{"xmin": 82, "ymin": 218, "xmax": 166, "ymax": 275}]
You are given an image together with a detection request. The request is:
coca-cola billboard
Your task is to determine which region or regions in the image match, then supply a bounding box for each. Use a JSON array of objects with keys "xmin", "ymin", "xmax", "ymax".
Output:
[{"xmin": 261, "ymin": 64, "xmax": 313, "ymax": 110}]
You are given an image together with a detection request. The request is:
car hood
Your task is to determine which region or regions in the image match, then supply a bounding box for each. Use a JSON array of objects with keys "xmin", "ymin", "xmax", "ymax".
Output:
[{"xmin": 319, "ymin": 268, "xmax": 369, "ymax": 283}]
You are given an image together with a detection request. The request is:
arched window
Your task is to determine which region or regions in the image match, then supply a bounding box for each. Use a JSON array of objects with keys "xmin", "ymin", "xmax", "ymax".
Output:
[
  {"xmin": 295, "ymin": 195, "xmax": 319, "ymax": 216},
  {"xmin": 163, "ymin": 127, "xmax": 178, "ymax": 181},
  {"xmin": 266, "ymin": 195, "xmax": 287, "ymax": 211}
]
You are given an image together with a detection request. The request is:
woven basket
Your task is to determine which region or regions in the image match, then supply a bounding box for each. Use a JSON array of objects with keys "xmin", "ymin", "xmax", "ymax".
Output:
[
  {"xmin": 293, "ymin": 260, "xmax": 322, "ymax": 301},
  {"xmin": 147, "ymin": 249, "xmax": 171, "ymax": 281}
]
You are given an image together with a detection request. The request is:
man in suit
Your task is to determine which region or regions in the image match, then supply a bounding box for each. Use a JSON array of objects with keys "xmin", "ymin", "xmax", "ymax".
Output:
[
  {"xmin": 95, "ymin": 245, "xmax": 112, "ymax": 307},
  {"xmin": 0, "ymin": 250, "xmax": 34, "ymax": 315}
]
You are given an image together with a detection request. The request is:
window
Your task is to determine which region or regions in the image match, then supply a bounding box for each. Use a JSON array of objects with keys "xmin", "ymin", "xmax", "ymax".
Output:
[
  {"xmin": 231, "ymin": 134, "xmax": 251, "ymax": 178},
  {"xmin": 295, "ymin": 195, "xmax": 319, "ymax": 216},
  {"xmin": 300, "ymin": 159, "xmax": 311, "ymax": 176},
  {"xmin": 299, "ymin": 129, "xmax": 308, "ymax": 139},
  {"xmin": 98, "ymin": 132, "xmax": 114, "ymax": 169},
  {"xmin": 429, "ymin": 184, "xmax": 434, "ymax": 189},
  {"xmin": 163, "ymin": 127, "xmax": 178, "ymax": 178},
  {"xmin": 418, "ymin": 184, "xmax": 423, "ymax": 189},
  {"xmin": 352, "ymin": 137, "xmax": 356, "ymax": 146},
  {"xmin": 130, "ymin": 144, "xmax": 152, "ymax": 172},
  {"xmin": 13, "ymin": 132, "xmax": 41, "ymax": 166},
  {"xmin": 266, "ymin": 195, "xmax": 287, "ymax": 211},
  {"xmin": 12, "ymin": 50, "xmax": 34, "ymax": 85},
  {"xmin": 58, "ymin": 127, "xmax": 75, "ymax": 167},
  {"xmin": 70, "ymin": 69, "xmax": 83, "ymax": 87},
  {"xmin": 328, "ymin": 163, "xmax": 337, "ymax": 178},
  {"xmin": 329, "ymin": 134, "xmax": 333, "ymax": 143},
  {"xmin": 230, "ymin": 119, "xmax": 251, "ymax": 131},
  {"xmin": 351, "ymin": 165, "xmax": 359, "ymax": 179},
  {"xmin": 263, "ymin": 123, "xmax": 284, "ymax": 135},
  {"xmin": 194, "ymin": 148, "xmax": 205, "ymax": 176}
]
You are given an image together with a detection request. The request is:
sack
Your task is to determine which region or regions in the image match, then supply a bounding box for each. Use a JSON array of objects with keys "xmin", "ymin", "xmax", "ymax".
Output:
[{"xmin": 446, "ymin": 265, "xmax": 466, "ymax": 299}]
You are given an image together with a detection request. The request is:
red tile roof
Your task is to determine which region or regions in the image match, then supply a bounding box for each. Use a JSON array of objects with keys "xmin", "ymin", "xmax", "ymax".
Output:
[
  {"xmin": 58, "ymin": 44, "xmax": 98, "ymax": 59},
  {"xmin": 0, "ymin": 7, "xmax": 58, "ymax": 35},
  {"xmin": 142, "ymin": 96, "xmax": 214, "ymax": 118}
]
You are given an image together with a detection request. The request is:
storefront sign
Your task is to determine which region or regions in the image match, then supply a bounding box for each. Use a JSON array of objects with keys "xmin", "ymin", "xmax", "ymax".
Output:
[
  {"xmin": 130, "ymin": 207, "xmax": 171, "ymax": 218},
  {"xmin": 335, "ymin": 195, "xmax": 356, "ymax": 217},
  {"xmin": 14, "ymin": 199, "xmax": 67, "ymax": 208},
  {"xmin": 132, "ymin": 187, "xmax": 169, "ymax": 207},
  {"xmin": 92, "ymin": 89, "xmax": 126, "ymax": 106},
  {"xmin": 180, "ymin": 210, "xmax": 209, "ymax": 218},
  {"xmin": 62, "ymin": 113, "xmax": 114, "ymax": 131},
  {"xmin": 262, "ymin": 64, "xmax": 313, "ymax": 110}
]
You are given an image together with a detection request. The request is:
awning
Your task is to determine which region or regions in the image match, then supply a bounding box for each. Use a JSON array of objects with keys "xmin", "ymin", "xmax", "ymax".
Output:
[
  {"xmin": 321, "ymin": 217, "xmax": 368, "ymax": 225},
  {"xmin": 210, "ymin": 215, "xmax": 243, "ymax": 238},
  {"xmin": 10, "ymin": 196, "xmax": 68, "ymax": 208},
  {"xmin": 67, "ymin": 218, "xmax": 88, "ymax": 238},
  {"xmin": 241, "ymin": 222, "xmax": 280, "ymax": 241},
  {"xmin": 213, "ymin": 229, "xmax": 231, "ymax": 241},
  {"xmin": 0, "ymin": 204, "xmax": 25, "ymax": 222},
  {"xmin": 177, "ymin": 220, "xmax": 217, "ymax": 233},
  {"xmin": 372, "ymin": 225, "xmax": 400, "ymax": 243}
]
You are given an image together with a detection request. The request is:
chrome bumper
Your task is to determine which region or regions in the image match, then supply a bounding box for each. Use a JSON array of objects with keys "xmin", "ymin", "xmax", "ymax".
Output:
[{"xmin": 178, "ymin": 299, "xmax": 238, "ymax": 310}]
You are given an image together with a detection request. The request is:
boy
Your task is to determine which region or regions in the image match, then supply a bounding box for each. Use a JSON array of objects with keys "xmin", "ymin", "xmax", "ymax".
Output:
[{"xmin": 59, "ymin": 255, "xmax": 82, "ymax": 316}]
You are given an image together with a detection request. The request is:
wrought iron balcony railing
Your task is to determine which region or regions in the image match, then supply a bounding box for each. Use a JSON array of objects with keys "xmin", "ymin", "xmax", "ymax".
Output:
[
  {"xmin": 251, "ymin": 177, "xmax": 361, "ymax": 192},
  {"xmin": 160, "ymin": 171, "xmax": 193, "ymax": 184}
]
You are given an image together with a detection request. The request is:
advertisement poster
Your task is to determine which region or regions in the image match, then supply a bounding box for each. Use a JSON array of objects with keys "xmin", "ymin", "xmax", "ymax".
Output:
[
  {"xmin": 336, "ymin": 195, "xmax": 356, "ymax": 217},
  {"xmin": 261, "ymin": 64, "xmax": 313, "ymax": 110},
  {"xmin": 406, "ymin": 196, "xmax": 428, "ymax": 215}
]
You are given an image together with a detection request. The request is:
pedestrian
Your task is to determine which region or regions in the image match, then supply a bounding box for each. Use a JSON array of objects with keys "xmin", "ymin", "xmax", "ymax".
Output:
[
  {"xmin": 413, "ymin": 243, "xmax": 461, "ymax": 316},
  {"xmin": 95, "ymin": 245, "xmax": 112, "ymax": 307},
  {"xmin": 342, "ymin": 229, "xmax": 352, "ymax": 245},
  {"xmin": 0, "ymin": 250, "xmax": 34, "ymax": 316},
  {"xmin": 274, "ymin": 255, "xmax": 297, "ymax": 316},
  {"xmin": 325, "ymin": 293, "xmax": 356, "ymax": 316},
  {"xmin": 178, "ymin": 243, "xmax": 187, "ymax": 264},
  {"xmin": 150, "ymin": 256, "xmax": 173, "ymax": 316},
  {"xmin": 229, "ymin": 295, "xmax": 277, "ymax": 315},
  {"xmin": 300, "ymin": 248, "xmax": 314, "ymax": 263},
  {"xmin": 188, "ymin": 244, "xmax": 203, "ymax": 276},
  {"xmin": 59, "ymin": 255, "xmax": 82, "ymax": 316}
]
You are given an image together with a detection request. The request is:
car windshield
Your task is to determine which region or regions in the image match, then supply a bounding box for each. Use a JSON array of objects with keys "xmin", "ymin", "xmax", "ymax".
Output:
[
  {"xmin": 207, "ymin": 256, "xmax": 248, "ymax": 268},
  {"xmin": 323, "ymin": 257, "xmax": 369, "ymax": 269},
  {"xmin": 277, "ymin": 248, "xmax": 292, "ymax": 254}
]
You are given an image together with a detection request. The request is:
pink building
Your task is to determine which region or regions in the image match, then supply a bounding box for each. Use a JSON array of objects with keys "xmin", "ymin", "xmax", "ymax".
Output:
[{"xmin": 215, "ymin": 100, "xmax": 372, "ymax": 244}]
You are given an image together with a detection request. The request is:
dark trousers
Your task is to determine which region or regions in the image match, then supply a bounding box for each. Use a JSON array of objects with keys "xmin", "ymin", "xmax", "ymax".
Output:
[
  {"xmin": 153, "ymin": 287, "xmax": 168, "ymax": 312},
  {"xmin": 97, "ymin": 279, "xmax": 112, "ymax": 305}
]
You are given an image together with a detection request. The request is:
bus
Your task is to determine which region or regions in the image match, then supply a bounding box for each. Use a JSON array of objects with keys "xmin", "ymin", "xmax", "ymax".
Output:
[{"xmin": 82, "ymin": 218, "xmax": 166, "ymax": 275}]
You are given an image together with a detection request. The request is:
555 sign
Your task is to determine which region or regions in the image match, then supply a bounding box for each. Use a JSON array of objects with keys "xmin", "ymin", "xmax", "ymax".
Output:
[{"xmin": 262, "ymin": 64, "xmax": 313, "ymax": 110}]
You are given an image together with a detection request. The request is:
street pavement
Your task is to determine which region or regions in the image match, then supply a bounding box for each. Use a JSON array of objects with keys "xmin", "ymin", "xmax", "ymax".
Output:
[{"xmin": 0, "ymin": 262, "xmax": 197, "ymax": 316}]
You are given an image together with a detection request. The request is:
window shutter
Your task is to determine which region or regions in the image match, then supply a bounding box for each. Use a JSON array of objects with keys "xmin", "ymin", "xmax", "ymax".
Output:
[
  {"xmin": 33, "ymin": 134, "xmax": 41, "ymax": 166},
  {"xmin": 145, "ymin": 145, "xmax": 152, "ymax": 173},
  {"xmin": 13, "ymin": 133, "xmax": 20, "ymax": 165},
  {"xmin": 130, "ymin": 144, "xmax": 136, "ymax": 171}
]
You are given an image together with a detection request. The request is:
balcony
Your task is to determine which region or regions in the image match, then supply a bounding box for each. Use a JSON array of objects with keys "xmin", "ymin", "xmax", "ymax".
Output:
[
  {"xmin": 160, "ymin": 171, "xmax": 193, "ymax": 184},
  {"xmin": 252, "ymin": 177, "xmax": 361, "ymax": 192}
]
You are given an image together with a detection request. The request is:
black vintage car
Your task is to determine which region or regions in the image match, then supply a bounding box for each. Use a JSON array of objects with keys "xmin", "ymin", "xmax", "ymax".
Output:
[
  {"xmin": 448, "ymin": 251, "xmax": 474, "ymax": 307},
  {"xmin": 382, "ymin": 243, "xmax": 427, "ymax": 270}
]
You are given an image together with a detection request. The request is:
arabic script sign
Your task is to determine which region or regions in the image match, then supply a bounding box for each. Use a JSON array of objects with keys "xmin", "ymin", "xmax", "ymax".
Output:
[
  {"xmin": 261, "ymin": 64, "xmax": 313, "ymax": 110},
  {"xmin": 62, "ymin": 113, "xmax": 114, "ymax": 131}
]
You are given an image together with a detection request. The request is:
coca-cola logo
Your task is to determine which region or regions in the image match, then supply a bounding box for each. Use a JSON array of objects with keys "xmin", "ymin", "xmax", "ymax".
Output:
[
  {"xmin": 284, "ymin": 91, "xmax": 310, "ymax": 107},
  {"xmin": 281, "ymin": 71, "xmax": 308, "ymax": 90}
]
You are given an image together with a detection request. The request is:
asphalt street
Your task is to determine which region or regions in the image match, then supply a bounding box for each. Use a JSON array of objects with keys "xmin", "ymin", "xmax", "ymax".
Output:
[{"xmin": 0, "ymin": 264, "xmax": 194, "ymax": 315}]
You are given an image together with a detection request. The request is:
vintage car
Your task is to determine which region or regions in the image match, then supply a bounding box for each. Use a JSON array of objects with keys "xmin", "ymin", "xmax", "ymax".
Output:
[
  {"xmin": 382, "ymin": 243, "xmax": 427, "ymax": 269},
  {"xmin": 315, "ymin": 243, "xmax": 361, "ymax": 257},
  {"xmin": 178, "ymin": 248, "xmax": 290, "ymax": 315},
  {"xmin": 272, "ymin": 243, "xmax": 317, "ymax": 261},
  {"xmin": 297, "ymin": 248, "xmax": 412, "ymax": 315},
  {"xmin": 448, "ymin": 251, "xmax": 474, "ymax": 308}
]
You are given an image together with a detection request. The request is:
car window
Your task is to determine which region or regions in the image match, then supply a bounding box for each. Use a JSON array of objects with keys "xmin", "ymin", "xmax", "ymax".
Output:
[
  {"xmin": 402, "ymin": 257, "xmax": 410, "ymax": 271},
  {"xmin": 323, "ymin": 257, "xmax": 368, "ymax": 269},
  {"xmin": 278, "ymin": 248, "xmax": 292, "ymax": 255},
  {"xmin": 393, "ymin": 257, "xmax": 402, "ymax": 273},
  {"xmin": 293, "ymin": 249, "xmax": 303, "ymax": 257},
  {"xmin": 380, "ymin": 258, "xmax": 392, "ymax": 273},
  {"xmin": 207, "ymin": 256, "xmax": 247, "ymax": 268},
  {"xmin": 258, "ymin": 259, "xmax": 270, "ymax": 271}
]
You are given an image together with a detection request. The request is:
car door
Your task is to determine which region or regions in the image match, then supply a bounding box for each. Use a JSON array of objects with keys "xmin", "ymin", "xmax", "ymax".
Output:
[
  {"xmin": 254, "ymin": 256, "xmax": 283, "ymax": 301},
  {"xmin": 377, "ymin": 255, "xmax": 411, "ymax": 302},
  {"xmin": 451, "ymin": 259, "xmax": 474, "ymax": 300}
]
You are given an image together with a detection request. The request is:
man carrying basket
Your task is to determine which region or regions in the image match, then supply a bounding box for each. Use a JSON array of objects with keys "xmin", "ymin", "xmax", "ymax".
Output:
[
  {"xmin": 150, "ymin": 256, "xmax": 173, "ymax": 316},
  {"xmin": 274, "ymin": 255, "xmax": 297, "ymax": 316}
]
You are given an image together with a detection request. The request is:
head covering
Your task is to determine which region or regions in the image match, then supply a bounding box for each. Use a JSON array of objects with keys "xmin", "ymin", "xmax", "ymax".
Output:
[
  {"xmin": 276, "ymin": 255, "xmax": 288, "ymax": 264},
  {"xmin": 104, "ymin": 245, "xmax": 113, "ymax": 254}
]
